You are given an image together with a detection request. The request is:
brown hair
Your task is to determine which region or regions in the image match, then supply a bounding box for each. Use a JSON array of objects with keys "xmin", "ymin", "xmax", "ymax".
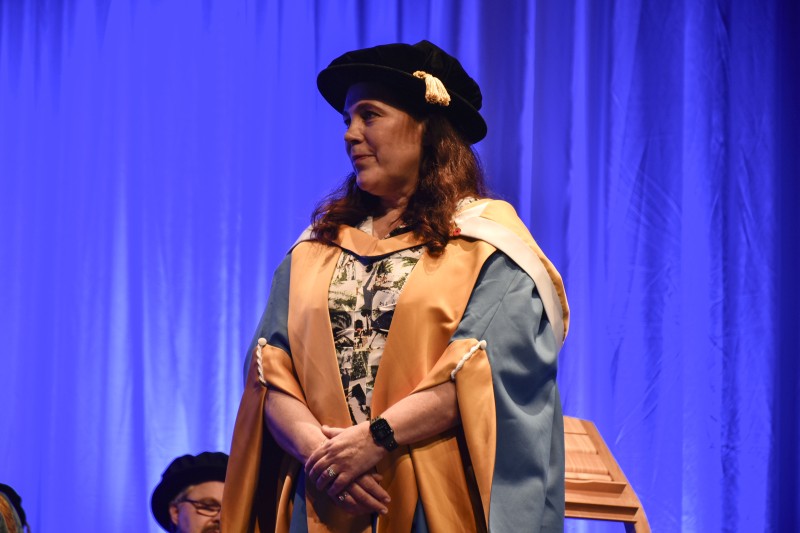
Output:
[{"xmin": 311, "ymin": 113, "xmax": 488, "ymax": 255}]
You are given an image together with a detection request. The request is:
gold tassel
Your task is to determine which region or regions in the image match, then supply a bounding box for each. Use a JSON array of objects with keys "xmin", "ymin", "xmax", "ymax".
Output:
[{"xmin": 413, "ymin": 70, "xmax": 451, "ymax": 106}]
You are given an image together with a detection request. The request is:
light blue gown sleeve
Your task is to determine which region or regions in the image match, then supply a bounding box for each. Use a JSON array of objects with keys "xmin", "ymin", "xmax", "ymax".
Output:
[
  {"xmin": 452, "ymin": 251, "xmax": 565, "ymax": 533},
  {"xmin": 242, "ymin": 254, "xmax": 293, "ymax": 384}
]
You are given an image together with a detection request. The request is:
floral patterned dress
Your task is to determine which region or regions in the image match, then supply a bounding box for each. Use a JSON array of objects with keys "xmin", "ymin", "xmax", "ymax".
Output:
[{"xmin": 328, "ymin": 218, "xmax": 424, "ymax": 424}]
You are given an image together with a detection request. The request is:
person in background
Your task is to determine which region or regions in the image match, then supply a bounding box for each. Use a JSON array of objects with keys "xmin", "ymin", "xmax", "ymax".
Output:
[
  {"xmin": 223, "ymin": 40, "xmax": 569, "ymax": 532},
  {"xmin": 151, "ymin": 452, "xmax": 228, "ymax": 533},
  {"xmin": 0, "ymin": 483, "xmax": 29, "ymax": 533}
]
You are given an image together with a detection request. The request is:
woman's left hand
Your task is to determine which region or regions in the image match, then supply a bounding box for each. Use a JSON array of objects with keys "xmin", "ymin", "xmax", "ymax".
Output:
[{"xmin": 305, "ymin": 423, "xmax": 387, "ymax": 496}]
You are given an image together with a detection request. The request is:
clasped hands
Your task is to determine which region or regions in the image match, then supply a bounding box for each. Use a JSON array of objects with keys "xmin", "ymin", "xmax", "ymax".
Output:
[{"xmin": 305, "ymin": 422, "xmax": 391, "ymax": 516}]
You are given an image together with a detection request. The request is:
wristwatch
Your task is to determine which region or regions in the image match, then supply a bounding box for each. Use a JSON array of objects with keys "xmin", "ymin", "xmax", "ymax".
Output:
[{"xmin": 369, "ymin": 417, "xmax": 399, "ymax": 451}]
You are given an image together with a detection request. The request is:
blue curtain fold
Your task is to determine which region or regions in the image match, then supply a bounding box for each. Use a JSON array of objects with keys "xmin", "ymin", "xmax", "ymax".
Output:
[{"xmin": 1, "ymin": 1, "xmax": 795, "ymax": 531}]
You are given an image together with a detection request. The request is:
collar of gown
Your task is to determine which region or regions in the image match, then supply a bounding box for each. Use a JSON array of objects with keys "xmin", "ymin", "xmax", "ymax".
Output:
[{"xmin": 333, "ymin": 225, "xmax": 427, "ymax": 257}]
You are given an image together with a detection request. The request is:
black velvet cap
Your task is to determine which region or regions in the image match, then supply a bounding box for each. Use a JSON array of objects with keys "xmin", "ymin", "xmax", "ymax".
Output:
[
  {"xmin": 317, "ymin": 40, "xmax": 487, "ymax": 144},
  {"xmin": 150, "ymin": 452, "xmax": 228, "ymax": 531}
]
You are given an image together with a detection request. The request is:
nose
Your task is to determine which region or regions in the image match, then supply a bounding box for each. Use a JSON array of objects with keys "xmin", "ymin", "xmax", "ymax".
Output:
[{"xmin": 344, "ymin": 120, "xmax": 361, "ymax": 146}]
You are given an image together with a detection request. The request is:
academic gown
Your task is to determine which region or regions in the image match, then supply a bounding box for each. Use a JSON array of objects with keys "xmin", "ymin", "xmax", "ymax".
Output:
[{"xmin": 221, "ymin": 199, "xmax": 570, "ymax": 533}]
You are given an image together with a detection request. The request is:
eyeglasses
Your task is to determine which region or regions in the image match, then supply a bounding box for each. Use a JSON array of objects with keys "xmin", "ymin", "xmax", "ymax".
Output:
[{"xmin": 178, "ymin": 498, "xmax": 222, "ymax": 517}]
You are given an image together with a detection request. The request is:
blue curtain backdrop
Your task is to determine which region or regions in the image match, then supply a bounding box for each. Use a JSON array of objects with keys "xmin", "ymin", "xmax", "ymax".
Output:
[{"xmin": 1, "ymin": 1, "xmax": 797, "ymax": 531}]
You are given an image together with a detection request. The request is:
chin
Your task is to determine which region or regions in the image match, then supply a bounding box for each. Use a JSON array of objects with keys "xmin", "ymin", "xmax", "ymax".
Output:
[{"xmin": 355, "ymin": 175, "xmax": 381, "ymax": 196}]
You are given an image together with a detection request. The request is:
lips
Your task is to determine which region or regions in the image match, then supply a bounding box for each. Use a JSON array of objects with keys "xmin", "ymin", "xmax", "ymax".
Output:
[{"xmin": 351, "ymin": 154, "xmax": 373, "ymax": 164}]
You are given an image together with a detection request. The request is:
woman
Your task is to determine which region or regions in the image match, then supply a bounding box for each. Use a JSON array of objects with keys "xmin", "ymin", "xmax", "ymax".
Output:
[{"xmin": 222, "ymin": 40, "xmax": 569, "ymax": 533}]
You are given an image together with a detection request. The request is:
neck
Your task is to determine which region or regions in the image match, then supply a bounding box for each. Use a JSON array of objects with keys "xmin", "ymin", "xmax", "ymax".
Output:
[
  {"xmin": 378, "ymin": 191, "xmax": 410, "ymax": 215},
  {"xmin": 372, "ymin": 205, "xmax": 407, "ymax": 239}
]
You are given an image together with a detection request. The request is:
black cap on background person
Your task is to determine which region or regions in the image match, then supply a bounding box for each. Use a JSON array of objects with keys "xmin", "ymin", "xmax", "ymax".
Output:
[
  {"xmin": 151, "ymin": 452, "xmax": 228, "ymax": 533},
  {"xmin": 0, "ymin": 483, "xmax": 29, "ymax": 533}
]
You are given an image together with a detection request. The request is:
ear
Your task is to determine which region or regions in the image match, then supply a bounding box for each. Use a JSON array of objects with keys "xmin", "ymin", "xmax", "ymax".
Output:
[{"xmin": 169, "ymin": 503, "xmax": 180, "ymax": 527}]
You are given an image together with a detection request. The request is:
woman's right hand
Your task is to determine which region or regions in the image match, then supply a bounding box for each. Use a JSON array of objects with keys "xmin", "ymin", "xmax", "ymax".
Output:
[{"xmin": 333, "ymin": 472, "xmax": 390, "ymax": 516}]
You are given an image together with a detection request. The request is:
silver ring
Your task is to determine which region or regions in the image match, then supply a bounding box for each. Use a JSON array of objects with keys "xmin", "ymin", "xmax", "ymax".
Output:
[
  {"xmin": 338, "ymin": 491, "xmax": 349, "ymax": 502},
  {"xmin": 326, "ymin": 466, "xmax": 337, "ymax": 478}
]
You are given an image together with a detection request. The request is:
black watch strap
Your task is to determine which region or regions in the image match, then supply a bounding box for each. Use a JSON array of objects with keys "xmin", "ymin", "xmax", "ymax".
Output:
[{"xmin": 369, "ymin": 417, "xmax": 398, "ymax": 451}]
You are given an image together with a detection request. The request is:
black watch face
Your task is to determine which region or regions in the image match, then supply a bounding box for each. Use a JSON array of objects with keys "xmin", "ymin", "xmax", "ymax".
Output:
[{"xmin": 371, "ymin": 419, "xmax": 392, "ymax": 440}]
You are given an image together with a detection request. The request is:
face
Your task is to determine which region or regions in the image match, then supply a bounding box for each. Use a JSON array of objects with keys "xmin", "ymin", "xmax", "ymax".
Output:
[
  {"xmin": 169, "ymin": 481, "xmax": 224, "ymax": 533},
  {"xmin": 343, "ymin": 82, "xmax": 425, "ymax": 205}
]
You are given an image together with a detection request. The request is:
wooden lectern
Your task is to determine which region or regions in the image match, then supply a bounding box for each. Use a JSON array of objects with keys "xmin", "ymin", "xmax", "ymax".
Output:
[{"xmin": 564, "ymin": 416, "xmax": 650, "ymax": 532}]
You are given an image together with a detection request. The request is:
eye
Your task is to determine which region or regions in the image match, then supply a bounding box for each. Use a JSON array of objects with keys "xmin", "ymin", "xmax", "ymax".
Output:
[
  {"xmin": 361, "ymin": 109, "xmax": 378, "ymax": 121},
  {"xmin": 197, "ymin": 500, "xmax": 221, "ymax": 511},
  {"xmin": 343, "ymin": 115, "xmax": 351, "ymax": 127}
]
